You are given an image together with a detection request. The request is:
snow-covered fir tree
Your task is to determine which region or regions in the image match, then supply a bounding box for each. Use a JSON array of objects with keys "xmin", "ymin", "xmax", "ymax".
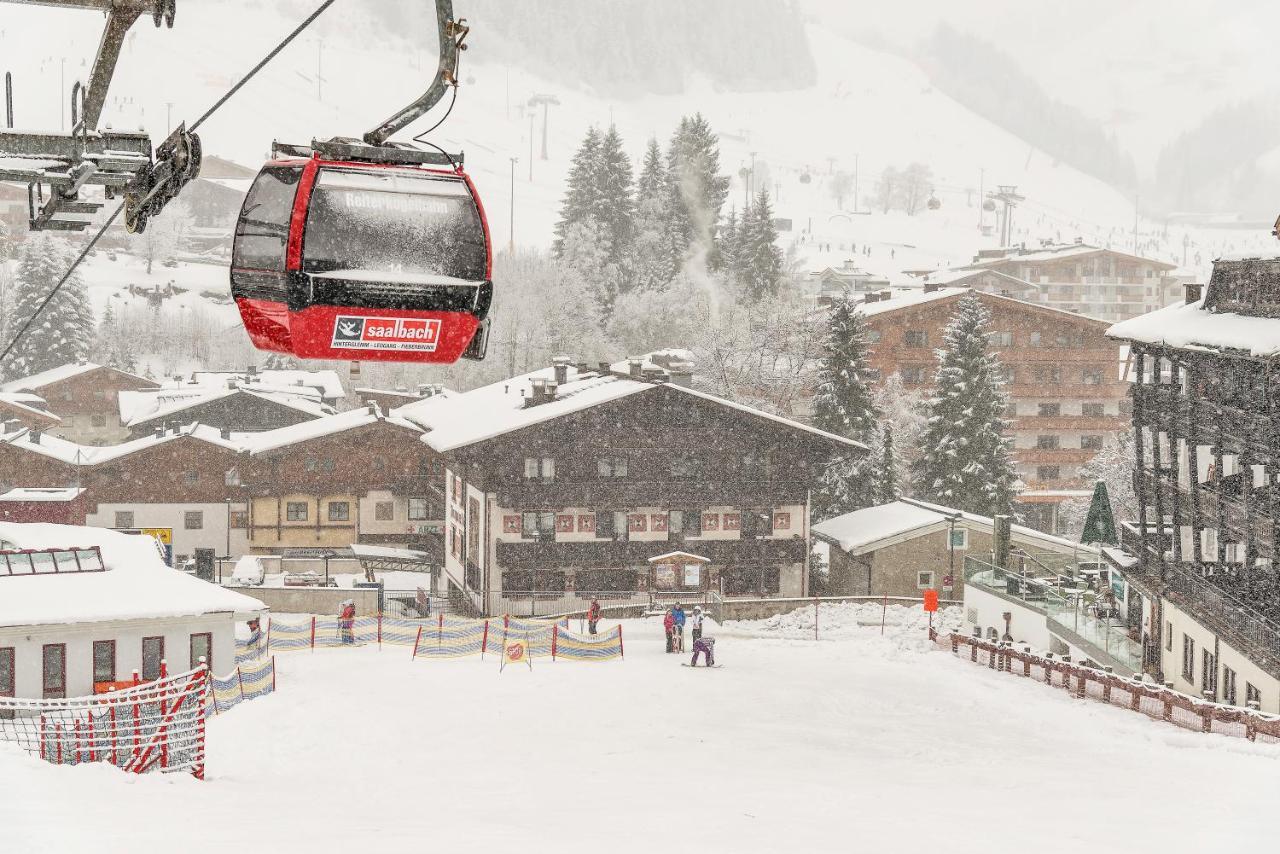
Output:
[
  {"xmin": 910, "ymin": 293, "xmax": 1019, "ymax": 516},
  {"xmin": 665, "ymin": 113, "xmax": 729, "ymax": 265},
  {"xmin": 2, "ymin": 234, "xmax": 95, "ymax": 379},
  {"xmin": 552, "ymin": 126, "xmax": 603, "ymax": 255},
  {"xmin": 738, "ymin": 188, "xmax": 784, "ymax": 301},
  {"xmin": 811, "ymin": 298, "xmax": 883, "ymax": 519},
  {"xmin": 591, "ymin": 124, "xmax": 635, "ymax": 270},
  {"xmin": 629, "ymin": 137, "xmax": 676, "ymax": 291},
  {"xmin": 878, "ymin": 425, "xmax": 900, "ymax": 503}
]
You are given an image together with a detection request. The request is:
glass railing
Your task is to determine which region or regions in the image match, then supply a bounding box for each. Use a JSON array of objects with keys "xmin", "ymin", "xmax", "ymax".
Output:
[
  {"xmin": 963, "ymin": 556, "xmax": 1071, "ymax": 614},
  {"xmin": 1044, "ymin": 596, "xmax": 1143, "ymax": 672}
]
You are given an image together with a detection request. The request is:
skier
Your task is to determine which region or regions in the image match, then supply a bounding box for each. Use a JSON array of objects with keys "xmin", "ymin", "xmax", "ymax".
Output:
[
  {"xmin": 691, "ymin": 605, "xmax": 704, "ymax": 643},
  {"xmin": 587, "ymin": 598, "xmax": 601, "ymax": 636},
  {"xmin": 672, "ymin": 603, "xmax": 687, "ymax": 653},
  {"xmin": 247, "ymin": 617, "xmax": 262, "ymax": 653},
  {"xmin": 339, "ymin": 600, "xmax": 356, "ymax": 645},
  {"xmin": 690, "ymin": 635, "xmax": 716, "ymax": 667},
  {"xmin": 663, "ymin": 607, "xmax": 675, "ymax": 653}
]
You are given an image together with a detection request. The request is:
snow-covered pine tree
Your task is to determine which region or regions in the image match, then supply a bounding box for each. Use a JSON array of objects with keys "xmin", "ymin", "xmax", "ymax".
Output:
[
  {"xmin": 2, "ymin": 234, "xmax": 95, "ymax": 380},
  {"xmin": 636, "ymin": 137, "xmax": 668, "ymax": 206},
  {"xmin": 552, "ymin": 126, "xmax": 603, "ymax": 255},
  {"xmin": 719, "ymin": 207, "xmax": 741, "ymax": 282},
  {"xmin": 665, "ymin": 113, "xmax": 729, "ymax": 265},
  {"xmin": 592, "ymin": 124, "xmax": 635, "ymax": 270},
  {"xmin": 910, "ymin": 292, "xmax": 1019, "ymax": 517},
  {"xmin": 629, "ymin": 137, "xmax": 676, "ymax": 291},
  {"xmin": 878, "ymin": 425, "xmax": 899, "ymax": 503},
  {"xmin": 739, "ymin": 188, "xmax": 783, "ymax": 301},
  {"xmin": 811, "ymin": 298, "xmax": 883, "ymax": 520}
]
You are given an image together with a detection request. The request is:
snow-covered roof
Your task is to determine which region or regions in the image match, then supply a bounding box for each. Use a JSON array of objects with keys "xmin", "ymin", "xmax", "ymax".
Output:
[
  {"xmin": 0, "ymin": 423, "xmax": 241, "ymax": 466},
  {"xmin": 189, "ymin": 369, "xmax": 345, "ymax": 399},
  {"xmin": 607, "ymin": 348, "xmax": 696, "ymax": 376},
  {"xmin": 240, "ymin": 406, "xmax": 421, "ymax": 455},
  {"xmin": 120, "ymin": 384, "xmax": 333, "ymax": 427},
  {"xmin": 1106, "ymin": 297, "xmax": 1280, "ymax": 357},
  {"xmin": 396, "ymin": 366, "xmax": 865, "ymax": 454},
  {"xmin": 647, "ymin": 550, "xmax": 711, "ymax": 564},
  {"xmin": 856, "ymin": 287, "xmax": 968, "ymax": 317},
  {"xmin": 395, "ymin": 367, "xmax": 653, "ymax": 453},
  {"xmin": 0, "ymin": 362, "xmax": 153, "ymax": 393},
  {"xmin": 0, "ymin": 392, "xmax": 59, "ymax": 423},
  {"xmin": 964, "ymin": 244, "xmax": 1175, "ymax": 271},
  {"xmin": 0, "ymin": 488, "xmax": 84, "ymax": 502},
  {"xmin": 919, "ymin": 268, "xmax": 1035, "ymax": 289},
  {"xmin": 0, "ymin": 523, "xmax": 265, "ymax": 628},
  {"xmin": 814, "ymin": 499, "xmax": 1099, "ymax": 556},
  {"xmin": 349, "ymin": 543, "xmax": 433, "ymax": 561}
]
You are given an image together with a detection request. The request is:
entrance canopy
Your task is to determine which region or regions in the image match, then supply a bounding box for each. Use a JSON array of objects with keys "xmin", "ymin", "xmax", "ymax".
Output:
[{"xmin": 350, "ymin": 543, "xmax": 437, "ymax": 577}]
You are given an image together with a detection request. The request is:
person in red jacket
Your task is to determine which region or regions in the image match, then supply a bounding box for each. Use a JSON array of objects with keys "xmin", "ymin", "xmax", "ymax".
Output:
[
  {"xmin": 339, "ymin": 600, "xmax": 356, "ymax": 645},
  {"xmin": 587, "ymin": 598, "xmax": 601, "ymax": 635},
  {"xmin": 663, "ymin": 607, "xmax": 675, "ymax": 653}
]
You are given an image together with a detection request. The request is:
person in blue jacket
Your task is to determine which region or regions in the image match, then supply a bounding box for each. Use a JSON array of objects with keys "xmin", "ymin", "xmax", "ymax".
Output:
[{"xmin": 672, "ymin": 603, "xmax": 687, "ymax": 653}]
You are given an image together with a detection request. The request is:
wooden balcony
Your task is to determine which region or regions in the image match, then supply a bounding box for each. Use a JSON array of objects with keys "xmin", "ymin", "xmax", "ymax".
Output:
[{"xmin": 495, "ymin": 536, "xmax": 808, "ymax": 569}]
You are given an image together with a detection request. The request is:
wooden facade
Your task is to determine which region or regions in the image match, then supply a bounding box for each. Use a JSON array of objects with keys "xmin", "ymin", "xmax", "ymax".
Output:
[{"xmin": 4, "ymin": 365, "xmax": 159, "ymax": 445}]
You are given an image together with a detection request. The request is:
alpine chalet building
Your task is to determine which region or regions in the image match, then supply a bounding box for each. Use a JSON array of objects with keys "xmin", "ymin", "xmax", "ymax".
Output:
[
  {"xmin": 1106, "ymin": 252, "xmax": 1280, "ymax": 711},
  {"xmin": 394, "ymin": 357, "xmax": 862, "ymax": 615}
]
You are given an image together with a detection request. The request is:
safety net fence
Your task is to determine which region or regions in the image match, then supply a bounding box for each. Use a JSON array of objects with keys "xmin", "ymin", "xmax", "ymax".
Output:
[
  {"xmin": 939, "ymin": 631, "xmax": 1280, "ymax": 744},
  {"xmin": 243, "ymin": 614, "xmax": 623, "ymax": 662},
  {"xmin": 0, "ymin": 664, "xmax": 210, "ymax": 778}
]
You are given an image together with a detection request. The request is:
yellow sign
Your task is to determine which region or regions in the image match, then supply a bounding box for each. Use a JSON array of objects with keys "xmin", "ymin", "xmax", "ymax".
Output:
[{"xmin": 141, "ymin": 527, "xmax": 173, "ymax": 545}]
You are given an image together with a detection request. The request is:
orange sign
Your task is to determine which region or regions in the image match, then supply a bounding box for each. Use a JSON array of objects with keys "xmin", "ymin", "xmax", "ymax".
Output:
[{"xmin": 923, "ymin": 590, "xmax": 939, "ymax": 612}]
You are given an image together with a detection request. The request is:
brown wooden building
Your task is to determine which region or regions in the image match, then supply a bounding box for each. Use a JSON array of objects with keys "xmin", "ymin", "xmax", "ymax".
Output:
[
  {"xmin": 395, "ymin": 359, "xmax": 862, "ymax": 616},
  {"xmin": 0, "ymin": 363, "xmax": 159, "ymax": 445},
  {"xmin": 857, "ymin": 287, "xmax": 1130, "ymax": 533}
]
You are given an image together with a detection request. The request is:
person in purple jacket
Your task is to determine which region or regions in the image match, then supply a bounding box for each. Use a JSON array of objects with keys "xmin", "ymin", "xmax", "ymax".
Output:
[{"xmin": 690, "ymin": 635, "xmax": 715, "ymax": 667}]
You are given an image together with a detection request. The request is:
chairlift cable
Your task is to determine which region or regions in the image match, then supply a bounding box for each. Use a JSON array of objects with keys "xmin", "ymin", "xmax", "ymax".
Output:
[{"xmin": 0, "ymin": 0, "xmax": 341, "ymax": 369}]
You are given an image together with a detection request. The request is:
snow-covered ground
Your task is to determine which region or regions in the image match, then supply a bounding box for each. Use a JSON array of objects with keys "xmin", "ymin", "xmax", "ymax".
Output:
[{"xmin": 3, "ymin": 612, "xmax": 1278, "ymax": 853}]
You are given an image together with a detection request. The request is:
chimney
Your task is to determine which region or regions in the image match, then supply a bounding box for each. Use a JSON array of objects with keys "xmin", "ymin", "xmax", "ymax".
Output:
[
  {"xmin": 552, "ymin": 355, "xmax": 571, "ymax": 386},
  {"xmin": 153, "ymin": 426, "xmax": 163, "ymax": 439},
  {"xmin": 598, "ymin": 361, "xmax": 612, "ymax": 374},
  {"xmin": 642, "ymin": 367, "xmax": 666, "ymax": 383},
  {"xmin": 670, "ymin": 369, "xmax": 694, "ymax": 388},
  {"xmin": 878, "ymin": 289, "xmax": 892, "ymax": 302},
  {"xmin": 923, "ymin": 281, "xmax": 940, "ymax": 294},
  {"xmin": 628, "ymin": 358, "xmax": 643, "ymax": 379},
  {"xmin": 1184, "ymin": 282, "xmax": 1203, "ymax": 305},
  {"xmin": 220, "ymin": 426, "xmax": 231, "ymax": 440},
  {"xmin": 247, "ymin": 365, "xmax": 258, "ymax": 376},
  {"xmin": 1074, "ymin": 236, "xmax": 1084, "ymax": 245},
  {"xmin": 226, "ymin": 378, "xmax": 238, "ymax": 390},
  {"xmin": 28, "ymin": 428, "xmax": 41, "ymax": 445}
]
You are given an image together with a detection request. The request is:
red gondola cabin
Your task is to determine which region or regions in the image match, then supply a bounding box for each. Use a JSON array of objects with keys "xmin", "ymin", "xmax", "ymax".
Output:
[{"xmin": 231, "ymin": 155, "xmax": 492, "ymax": 363}]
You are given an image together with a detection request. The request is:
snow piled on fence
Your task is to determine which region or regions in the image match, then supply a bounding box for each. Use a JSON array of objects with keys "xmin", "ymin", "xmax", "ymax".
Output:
[{"xmin": 723, "ymin": 601, "xmax": 964, "ymax": 645}]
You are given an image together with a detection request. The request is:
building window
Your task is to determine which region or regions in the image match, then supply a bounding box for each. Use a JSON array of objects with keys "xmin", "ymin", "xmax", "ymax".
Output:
[
  {"xmin": 1165, "ymin": 621, "xmax": 1172, "ymax": 652},
  {"xmin": 670, "ymin": 453, "xmax": 700, "ymax": 479},
  {"xmin": 304, "ymin": 457, "xmax": 318, "ymax": 472},
  {"xmin": 916, "ymin": 570, "xmax": 935, "ymax": 589},
  {"xmin": 903, "ymin": 330, "xmax": 928, "ymax": 348},
  {"xmin": 866, "ymin": 330, "xmax": 882, "ymax": 344},
  {"xmin": 328, "ymin": 501, "xmax": 350, "ymax": 522},
  {"xmin": 865, "ymin": 368, "xmax": 882, "ymax": 382},
  {"xmin": 1029, "ymin": 332, "xmax": 1043, "ymax": 347},
  {"xmin": 1223, "ymin": 666, "xmax": 1238, "ymax": 705},
  {"xmin": 183, "ymin": 470, "xmax": 199, "ymax": 484},
  {"xmin": 595, "ymin": 512, "xmax": 615, "ymax": 539},
  {"xmin": 1082, "ymin": 403, "xmax": 1106, "ymax": 417},
  {"xmin": 901, "ymin": 366, "xmax": 926, "ymax": 385},
  {"xmin": 184, "ymin": 511, "xmax": 203, "ymax": 530},
  {"xmin": 949, "ymin": 528, "xmax": 968, "ymax": 549},
  {"xmin": 114, "ymin": 510, "xmax": 134, "ymax": 528},
  {"xmin": 92, "ymin": 640, "xmax": 116, "ymax": 683},
  {"xmin": 1081, "ymin": 435, "xmax": 1104, "ymax": 450},
  {"xmin": 1181, "ymin": 634, "xmax": 1195, "ymax": 683},
  {"xmin": 142, "ymin": 636, "xmax": 164, "ymax": 681},
  {"xmin": 991, "ymin": 331, "xmax": 1013, "ymax": 347},
  {"xmin": 42, "ymin": 644, "xmax": 66, "ymax": 699},
  {"xmin": 1033, "ymin": 366, "xmax": 1062, "ymax": 385},
  {"xmin": 1247, "ymin": 683, "xmax": 1262, "ymax": 709},
  {"xmin": 1036, "ymin": 466, "xmax": 1061, "ymax": 482},
  {"xmin": 671, "ymin": 509, "xmax": 702, "ymax": 537},
  {"xmin": 597, "ymin": 455, "xmax": 629, "ymax": 478},
  {"xmin": 190, "ymin": 633, "xmax": 212, "ymax": 671},
  {"xmin": 1082, "ymin": 368, "xmax": 1104, "ymax": 385},
  {"xmin": 375, "ymin": 501, "xmax": 394, "ymax": 521},
  {"xmin": 0, "ymin": 647, "xmax": 12, "ymax": 699},
  {"xmin": 1202, "ymin": 649, "xmax": 1217, "ymax": 695},
  {"xmin": 286, "ymin": 502, "xmax": 308, "ymax": 522},
  {"xmin": 320, "ymin": 458, "xmax": 336, "ymax": 473},
  {"xmin": 1036, "ymin": 435, "xmax": 1060, "ymax": 450},
  {"xmin": 523, "ymin": 456, "xmax": 555, "ymax": 482},
  {"xmin": 91, "ymin": 414, "xmax": 107, "ymax": 427},
  {"xmin": 1037, "ymin": 403, "xmax": 1061, "ymax": 417},
  {"xmin": 408, "ymin": 498, "xmax": 429, "ymax": 521},
  {"xmin": 230, "ymin": 511, "xmax": 248, "ymax": 529},
  {"xmin": 521, "ymin": 511, "xmax": 555, "ymax": 540}
]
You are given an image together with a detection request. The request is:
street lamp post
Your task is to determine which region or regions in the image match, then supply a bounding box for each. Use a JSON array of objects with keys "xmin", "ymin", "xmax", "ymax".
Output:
[{"xmin": 509, "ymin": 157, "xmax": 518, "ymax": 253}]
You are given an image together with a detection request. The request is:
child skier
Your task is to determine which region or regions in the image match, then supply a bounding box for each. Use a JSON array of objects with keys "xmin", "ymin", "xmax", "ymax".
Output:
[
  {"xmin": 663, "ymin": 607, "xmax": 675, "ymax": 653},
  {"xmin": 339, "ymin": 600, "xmax": 356, "ymax": 644},
  {"xmin": 672, "ymin": 603, "xmax": 686, "ymax": 652},
  {"xmin": 690, "ymin": 636, "xmax": 716, "ymax": 667},
  {"xmin": 587, "ymin": 598, "xmax": 601, "ymax": 635},
  {"xmin": 691, "ymin": 605, "xmax": 704, "ymax": 643}
]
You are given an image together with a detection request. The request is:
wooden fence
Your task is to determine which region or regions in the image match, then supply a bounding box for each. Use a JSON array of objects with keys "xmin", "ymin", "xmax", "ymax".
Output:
[{"xmin": 936, "ymin": 631, "xmax": 1280, "ymax": 744}]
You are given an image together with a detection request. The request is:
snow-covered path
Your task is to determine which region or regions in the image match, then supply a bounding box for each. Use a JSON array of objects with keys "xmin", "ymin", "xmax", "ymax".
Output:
[{"xmin": 3, "ymin": 616, "xmax": 1278, "ymax": 853}]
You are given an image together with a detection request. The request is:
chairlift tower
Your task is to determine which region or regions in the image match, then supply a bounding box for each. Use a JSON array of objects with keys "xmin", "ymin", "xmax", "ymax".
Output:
[{"xmin": 988, "ymin": 184, "xmax": 1024, "ymax": 248}]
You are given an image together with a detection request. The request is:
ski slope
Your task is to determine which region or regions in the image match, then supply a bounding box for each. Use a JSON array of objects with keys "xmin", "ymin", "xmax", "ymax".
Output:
[{"xmin": 1, "ymin": 613, "xmax": 1276, "ymax": 853}]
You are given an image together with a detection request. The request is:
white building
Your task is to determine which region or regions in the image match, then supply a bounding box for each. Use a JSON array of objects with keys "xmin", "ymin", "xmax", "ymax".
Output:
[{"xmin": 0, "ymin": 523, "xmax": 264, "ymax": 699}]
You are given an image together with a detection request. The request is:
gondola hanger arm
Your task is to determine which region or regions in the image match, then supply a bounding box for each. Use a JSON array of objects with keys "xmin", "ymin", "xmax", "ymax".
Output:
[{"xmin": 363, "ymin": 0, "xmax": 467, "ymax": 147}]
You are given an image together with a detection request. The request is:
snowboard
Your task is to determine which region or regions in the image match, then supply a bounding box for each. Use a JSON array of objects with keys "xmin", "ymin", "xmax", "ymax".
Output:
[{"xmin": 681, "ymin": 663, "xmax": 723, "ymax": 668}]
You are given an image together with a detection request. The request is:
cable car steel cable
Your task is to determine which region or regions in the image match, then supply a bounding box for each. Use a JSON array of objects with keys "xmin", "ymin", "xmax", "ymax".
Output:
[{"xmin": 0, "ymin": 0, "xmax": 336, "ymax": 367}]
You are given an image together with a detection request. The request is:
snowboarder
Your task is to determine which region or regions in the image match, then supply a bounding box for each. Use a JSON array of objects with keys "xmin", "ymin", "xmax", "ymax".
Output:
[
  {"xmin": 339, "ymin": 600, "xmax": 356, "ymax": 645},
  {"xmin": 587, "ymin": 598, "xmax": 601, "ymax": 635},
  {"xmin": 690, "ymin": 636, "xmax": 716, "ymax": 667},
  {"xmin": 691, "ymin": 605, "xmax": 704, "ymax": 643},
  {"xmin": 663, "ymin": 607, "xmax": 675, "ymax": 653},
  {"xmin": 672, "ymin": 603, "xmax": 687, "ymax": 653}
]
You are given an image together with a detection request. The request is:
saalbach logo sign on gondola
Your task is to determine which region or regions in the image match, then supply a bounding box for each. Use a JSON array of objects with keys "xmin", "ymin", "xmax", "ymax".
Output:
[{"xmin": 332, "ymin": 316, "xmax": 441, "ymax": 352}]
